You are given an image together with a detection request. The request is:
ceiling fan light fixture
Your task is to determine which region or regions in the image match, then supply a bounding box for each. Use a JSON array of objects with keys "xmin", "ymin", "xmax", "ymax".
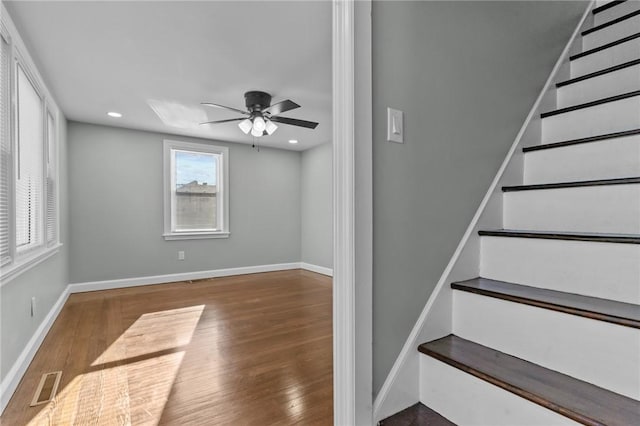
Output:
[
  {"xmin": 238, "ymin": 118, "xmax": 252, "ymax": 134},
  {"xmin": 253, "ymin": 115, "xmax": 266, "ymax": 132},
  {"xmin": 251, "ymin": 126, "xmax": 263, "ymax": 137},
  {"xmin": 265, "ymin": 120, "xmax": 278, "ymax": 135}
]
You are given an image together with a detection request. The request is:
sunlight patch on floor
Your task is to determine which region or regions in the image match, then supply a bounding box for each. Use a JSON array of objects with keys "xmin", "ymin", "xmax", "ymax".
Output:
[
  {"xmin": 28, "ymin": 305, "xmax": 204, "ymax": 425},
  {"xmin": 92, "ymin": 305, "xmax": 204, "ymax": 366}
]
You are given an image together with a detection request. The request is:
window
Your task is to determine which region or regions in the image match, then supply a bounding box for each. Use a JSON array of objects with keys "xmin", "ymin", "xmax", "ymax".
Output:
[
  {"xmin": 163, "ymin": 140, "xmax": 229, "ymax": 240},
  {"xmin": 0, "ymin": 26, "xmax": 10, "ymax": 267},
  {"xmin": 15, "ymin": 64, "xmax": 44, "ymax": 253},
  {"xmin": 0, "ymin": 16, "xmax": 60, "ymax": 284}
]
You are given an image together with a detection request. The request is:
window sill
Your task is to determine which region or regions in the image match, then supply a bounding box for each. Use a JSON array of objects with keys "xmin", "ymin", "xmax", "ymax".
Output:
[
  {"xmin": 163, "ymin": 232, "xmax": 230, "ymax": 241},
  {"xmin": 0, "ymin": 243, "xmax": 62, "ymax": 287}
]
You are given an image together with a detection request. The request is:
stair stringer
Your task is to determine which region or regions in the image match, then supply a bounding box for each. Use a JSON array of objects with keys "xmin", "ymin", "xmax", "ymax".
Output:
[{"xmin": 372, "ymin": 2, "xmax": 595, "ymax": 422}]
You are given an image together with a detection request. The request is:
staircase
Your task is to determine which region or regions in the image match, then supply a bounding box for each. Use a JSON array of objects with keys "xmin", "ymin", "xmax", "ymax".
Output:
[{"xmin": 380, "ymin": 1, "xmax": 640, "ymax": 424}]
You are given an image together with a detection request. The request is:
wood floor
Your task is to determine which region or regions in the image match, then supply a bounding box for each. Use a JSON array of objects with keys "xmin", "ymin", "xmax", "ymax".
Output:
[{"xmin": 1, "ymin": 270, "xmax": 333, "ymax": 425}]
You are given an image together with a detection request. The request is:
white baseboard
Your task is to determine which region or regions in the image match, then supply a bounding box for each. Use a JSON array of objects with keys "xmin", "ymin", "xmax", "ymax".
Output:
[
  {"xmin": 300, "ymin": 262, "xmax": 333, "ymax": 277},
  {"xmin": 67, "ymin": 262, "xmax": 302, "ymax": 293},
  {"xmin": 0, "ymin": 285, "xmax": 70, "ymax": 414}
]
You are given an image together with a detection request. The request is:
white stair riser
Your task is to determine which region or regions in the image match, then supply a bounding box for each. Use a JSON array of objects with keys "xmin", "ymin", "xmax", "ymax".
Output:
[
  {"xmin": 419, "ymin": 355, "xmax": 580, "ymax": 426},
  {"xmin": 524, "ymin": 135, "xmax": 640, "ymax": 183},
  {"xmin": 583, "ymin": 14, "xmax": 640, "ymax": 51},
  {"xmin": 595, "ymin": 1, "xmax": 640, "ymax": 26},
  {"xmin": 542, "ymin": 97, "xmax": 640, "ymax": 144},
  {"xmin": 557, "ymin": 63, "xmax": 640, "ymax": 108},
  {"xmin": 571, "ymin": 38, "xmax": 640, "ymax": 78},
  {"xmin": 480, "ymin": 236, "xmax": 640, "ymax": 303},
  {"xmin": 503, "ymin": 184, "xmax": 640, "ymax": 234},
  {"xmin": 453, "ymin": 291, "xmax": 640, "ymax": 399}
]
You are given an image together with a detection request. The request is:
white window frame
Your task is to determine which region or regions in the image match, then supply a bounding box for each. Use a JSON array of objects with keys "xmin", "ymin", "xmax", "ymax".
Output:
[
  {"xmin": 0, "ymin": 9, "xmax": 61, "ymax": 286},
  {"xmin": 163, "ymin": 139, "xmax": 229, "ymax": 240}
]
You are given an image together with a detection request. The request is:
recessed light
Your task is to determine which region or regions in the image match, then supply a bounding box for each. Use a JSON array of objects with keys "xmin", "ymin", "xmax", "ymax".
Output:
[
  {"xmin": 107, "ymin": 111, "xmax": 122, "ymax": 118},
  {"xmin": 288, "ymin": 139, "xmax": 298, "ymax": 144}
]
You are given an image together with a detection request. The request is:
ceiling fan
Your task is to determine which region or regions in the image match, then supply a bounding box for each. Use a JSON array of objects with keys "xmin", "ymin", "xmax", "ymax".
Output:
[{"xmin": 200, "ymin": 91, "xmax": 319, "ymax": 137}]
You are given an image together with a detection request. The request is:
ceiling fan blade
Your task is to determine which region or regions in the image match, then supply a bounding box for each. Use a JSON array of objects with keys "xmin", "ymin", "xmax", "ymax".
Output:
[
  {"xmin": 263, "ymin": 99, "xmax": 300, "ymax": 116},
  {"xmin": 201, "ymin": 102, "xmax": 249, "ymax": 115},
  {"xmin": 200, "ymin": 117, "xmax": 245, "ymax": 125},
  {"xmin": 270, "ymin": 116, "xmax": 319, "ymax": 129}
]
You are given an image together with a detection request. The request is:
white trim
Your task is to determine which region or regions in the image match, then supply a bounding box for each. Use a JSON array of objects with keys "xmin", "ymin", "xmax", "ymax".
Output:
[
  {"xmin": 0, "ymin": 4, "xmax": 61, "ymax": 284},
  {"xmin": 68, "ymin": 262, "xmax": 301, "ymax": 293},
  {"xmin": 162, "ymin": 231, "xmax": 230, "ymax": 241},
  {"xmin": 0, "ymin": 284, "xmax": 70, "ymax": 413},
  {"xmin": 372, "ymin": 1, "xmax": 595, "ymax": 421},
  {"xmin": 333, "ymin": 0, "xmax": 356, "ymax": 425},
  {"xmin": 0, "ymin": 243, "xmax": 61, "ymax": 287},
  {"xmin": 300, "ymin": 262, "xmax": 333, "ymax": 277}
]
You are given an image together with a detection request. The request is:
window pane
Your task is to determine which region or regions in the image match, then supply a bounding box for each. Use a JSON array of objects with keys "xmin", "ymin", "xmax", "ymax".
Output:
[
  {"xmin": 173, "ymin": 149, "xmax": 218, "ymax": 231},
  {"xmin": 0, "ymin": 33, "xmax": 10, "ymax": 264},
  {"xmin": 46, "ymin": 112, "xmax": 56, "ymax": 245},
  {"xmin": 15, "ymin": 65, "xmax": 43, "ymax": 250}
]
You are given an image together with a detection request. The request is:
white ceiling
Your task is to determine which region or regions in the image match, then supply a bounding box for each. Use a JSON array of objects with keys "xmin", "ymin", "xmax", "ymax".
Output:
[{"xmin": 4, "ymin": 1, "xmax": 332, "ymax": 151}]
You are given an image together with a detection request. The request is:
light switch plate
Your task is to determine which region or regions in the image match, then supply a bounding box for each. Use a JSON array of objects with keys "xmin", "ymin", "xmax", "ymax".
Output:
[{"xmin": 387, "ymin": 107, "xmax": 404, "ymax": 143}]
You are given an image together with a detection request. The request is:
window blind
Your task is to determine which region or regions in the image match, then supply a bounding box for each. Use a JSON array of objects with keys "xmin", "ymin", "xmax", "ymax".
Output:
[
  {"xmin": 0, "ymin": 31, "xmax": 10, "ymax": 265},
  {"xmin": 15, "ymin": 64, "xmax": 43, "ymax": 252},
  {"xmin": 46, "ymin": 112, "xmax": 56, "ymax": 245}
]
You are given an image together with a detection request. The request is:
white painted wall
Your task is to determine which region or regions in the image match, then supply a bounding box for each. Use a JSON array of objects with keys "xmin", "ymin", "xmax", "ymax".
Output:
[
  {"xmin": 67, "ymin": 122, "xmax": 303, "ymax": 284},
  {"xmin": 301, "ymin": 142, "xmax": 333, "ymax": 270}
]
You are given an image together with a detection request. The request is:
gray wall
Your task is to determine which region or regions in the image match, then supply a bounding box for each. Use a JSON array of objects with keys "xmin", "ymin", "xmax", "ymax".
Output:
[
  {"xmin": 68, "ymin": 122, "xmax": 302, "ymax": 283},
  {"xmin": 372, "ymin": 1, "xmax": 585, "ymax": 394},
  {"xmin": 301, "ymin": 142, "xmax": 332, "ymax": 269},
  {"xmin": 1, "ymin": 118, "xmax": 69, "ymax": 380}
]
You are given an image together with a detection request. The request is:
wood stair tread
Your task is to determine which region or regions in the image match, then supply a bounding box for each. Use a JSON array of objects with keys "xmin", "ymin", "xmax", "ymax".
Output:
[
  {"xmin": 478, "ymin": 229, "xmax": 640, "ymax": 244},
  {"xmin": 592, "ymin": 0, "xmax": 627, "ymax": 15},
  {"xmin": 451, "ymin": 277, "xmax": 640, "ymax": 328},
  {"xmin": 540, "ymin": 90, "xmax": 640, "ymax": 118},
  {"xmin": 571, "ymin": 32, "xmax": 640, "ymax": 61},
  {"xmin": 556, "ymin": 58, "xmax": 640, "ymax": 87},
  {"xmin": 522, "ymin": 128, "xmax": 640, "ymax": 152},
  {"xmin": 418, "ymin": 335, "xmax": 640, "ymax": 426},
  {"xmin": 583, "ymin": 8, "xmax": 640, "ymax": 36},
  {"xmin": 502, "ymin": 176, "xmax": 640, "ymax": 192},
  {"xmin": 379, "ymin": 402, "xmax": 456, "ymax": 426}
]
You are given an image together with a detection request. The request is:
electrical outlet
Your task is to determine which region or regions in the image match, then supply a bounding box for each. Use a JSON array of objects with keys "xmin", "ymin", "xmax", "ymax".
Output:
[
  {"xmin": 178, "ymin": 250, "xmax": 185, "ymax": 261},
  {"xmin": 31, "ymin": 297, "xmax": 36, "ymax": 317}
]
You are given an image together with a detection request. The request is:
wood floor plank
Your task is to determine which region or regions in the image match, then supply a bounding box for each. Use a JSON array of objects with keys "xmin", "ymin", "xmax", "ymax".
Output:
[
  {"xmin": 379, "ymin": 402, "xmax": 456, "ymax": 426},
  {"xmin": 1, "ymin": 270, "xmax": 332, "ymax": 425}
]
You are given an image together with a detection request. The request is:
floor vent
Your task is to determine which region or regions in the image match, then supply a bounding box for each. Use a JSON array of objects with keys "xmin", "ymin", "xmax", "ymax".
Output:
[{"xmin": 30, "ymin": 371, "xmax": 62, "ymax": 406}]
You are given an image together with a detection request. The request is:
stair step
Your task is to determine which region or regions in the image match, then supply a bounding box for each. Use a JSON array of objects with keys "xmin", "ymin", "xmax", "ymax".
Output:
[
  {"xmin": 583, "ymin": 9, "xmax": 640, "ymax": 36},
  {"xmin": 480, "ymin": 232, "xmax": 639, "ymax": 303},
  {"xmin": 418, "ymin": 335, "xmax": 640, "ymax": 426},
  {"xmin": 557, "ymin": 58, "xmax": 640, "ymax": 88},
  {"xmin": 570, "ymin": 32, "xmax": 640, "ymax": 61},
  {"xmin": 571, "ymin": 35, "xmax": 640, "ymax": 78},
  {"xmin": 523, "ymin": 128, "xmax": 640, "ymax": 152},
  {"xmin": 379, "ymin": 402, "xmax": 455, "ymax": 426},
  {"xmin": 454, "ymin": 290, "xmax": 640, "ymax": 399},
  {"xmin": 452, "ymin": 277, "xmax": 640, "ymax": 328},
  {"xmin": 478, "ymin": 229, "xmax": 640, "ymax": 244},
  {"xmin": 594, "ymin": 0, "xmax": 640, "ymax": 26},
  {"xmin": 592, "ymin": 0, "xmax": 627, "ymax": 16},
  {"xmin": 541, "ymin": 90, "xmax": 640, "ymax": 118},
  {"xmin": 502, "ymin": 176, "xmax": 640, "ymax": 192},
  {"xmin": 583, "ymin": 10, "xmax": 640, "ymax": 51},
  {"xmin": 541, "ymin": 91, "xmax": 640, "ymax": 143},
  {"xmin": 503, "ymin": 180, "xmax": 640, "ymax": 234}
]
